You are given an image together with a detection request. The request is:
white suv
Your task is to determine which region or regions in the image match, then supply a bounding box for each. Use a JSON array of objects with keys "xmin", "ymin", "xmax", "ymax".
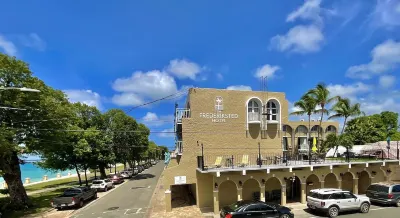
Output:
[
  {"xmin": 307, "ymin": 188, "xmax": 370, "ymax": 218},
  {"xmin": 90, "ymin": 179, "xmax": 114, "ymax": 192}
]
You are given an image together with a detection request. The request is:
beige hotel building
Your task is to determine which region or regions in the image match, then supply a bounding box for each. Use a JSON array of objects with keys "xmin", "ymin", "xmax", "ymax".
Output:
[{"xmin": 163, "ymin": 88, "xmax": 399, "ymax": 214}]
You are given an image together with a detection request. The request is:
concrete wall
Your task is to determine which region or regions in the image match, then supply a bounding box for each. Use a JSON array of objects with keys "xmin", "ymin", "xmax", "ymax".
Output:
[{"xmin": 218, "ymin": 180, "xmax": 237, "ymax": 207}]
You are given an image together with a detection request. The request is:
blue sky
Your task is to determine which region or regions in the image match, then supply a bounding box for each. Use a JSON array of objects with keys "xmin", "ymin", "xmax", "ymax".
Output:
[{"xmin": 1, "ymin": 0, "xmax": 399, "ymax": 151}]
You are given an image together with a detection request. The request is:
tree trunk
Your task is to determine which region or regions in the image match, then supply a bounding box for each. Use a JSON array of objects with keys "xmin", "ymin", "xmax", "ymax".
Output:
[
  {"xmin": 114, "ymin": 162, "xmax": 116, "ymax": 174},
  {"xmin": 99, "ymin": 163, "xmax": 107, "ymax": 178},
  {"xmin": 333, "ymin": 117, "xmax": 348, "ymax": 157},
  {"xmin": 84, "ymin": 167, "xmax": 88, "ymax": 186},
  {"xmin": 318, "ymin": 105, "xmax": 325, "ymax": 152},
  {"xmin": 123, "ymin": 162, "xmax": 126, "ymax": 170},
  {"xmin": 0, "ymin": 152, "xmax": 30, "ymax": 209},
  {"xmin": 74, "ymin": 164, "xmax": 82, "ymax": 186}
]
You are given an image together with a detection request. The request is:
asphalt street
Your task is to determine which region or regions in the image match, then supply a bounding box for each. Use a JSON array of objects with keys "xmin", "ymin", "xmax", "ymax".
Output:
[
  {"xmin": 294, "ymin": 204, "xmax": 400, "ymax": 218},
  {"xmin": 70, "ymin": 162, "xmax": 164, "ymax": 218}
]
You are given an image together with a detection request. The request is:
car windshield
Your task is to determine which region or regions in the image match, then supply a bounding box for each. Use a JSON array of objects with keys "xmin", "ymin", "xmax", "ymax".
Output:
[
  {"xmin": 309, "ymin": 192, "xmax": 331, "ymax": 199},
  {"xmin": 368, "ymin": 184, "xmax": 389, "ymax": 193},
  {"xmin": 63, "ymin": 189, "xmax": 81, "ymax": 196},
  {"xmin": 227, "ymin": 201, "xmax": 251, "ymax": 211},
  {"xmin": 92, "ymin": 181, "xmax": 103, "ymax": 184}
]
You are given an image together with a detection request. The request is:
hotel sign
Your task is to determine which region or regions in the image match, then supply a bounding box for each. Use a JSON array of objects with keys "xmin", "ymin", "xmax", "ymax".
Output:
[{"xmin": 199, "ymin": 113, "xmax": 239, "ymax": 123}]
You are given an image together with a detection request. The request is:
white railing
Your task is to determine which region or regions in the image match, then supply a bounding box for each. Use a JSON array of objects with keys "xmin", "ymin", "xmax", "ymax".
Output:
[
  {"xmin": 176, "ymin": 108, "xmax": 190, "ymax": 123},
  {"xmin": 248, "ymin": 112, "xmax": 261, "ymax": 122},
  {"xmin": 175, "ymin": 141, "xmax": 183, "ymax": 155}
]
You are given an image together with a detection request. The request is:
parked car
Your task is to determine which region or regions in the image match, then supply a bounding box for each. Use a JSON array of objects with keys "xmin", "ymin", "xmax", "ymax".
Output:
[
  {"xmin": 126, "ymin": 168, "xmax": 138, "ymax": 175},
  {"xmin": 90, "ymin": 179, "xmax": 114, "ymax": 191},
  {"xmin": 307, "ymin": 188, "xmax": 370, "ymax": 218},
  {"xmin": 151, "ymin": 160, "xmax": 156, "ymax": 165},
  {"xmin": 108, "ymin": 173, "xmax": 124, "ymax": 184},
  {"xmin": 366, "ymin": 182, "xmax": 400, "ymax": 206},
  {"xmin": 51, "ymin": 187, "xmax": 97, "ymax": 209},
  {"xmin": 220, "ymin": 200, "xmax": 293, "ymax": 218},
  {"xmin": 138, "ymin": 165, "xmax": 144, "ymax": 172},
  {"xmin": 120, "ymin": 170, "xmax": 133, "ymax": 178}
]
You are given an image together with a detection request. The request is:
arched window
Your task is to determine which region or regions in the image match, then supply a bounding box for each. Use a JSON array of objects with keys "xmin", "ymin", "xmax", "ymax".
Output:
[
  {"xmin": 326, "ymin": 125, "xmax": 337, "ymax": 133},
  {"xmin": 248, "ymin": 100, "xmax": 260, "ymax": 122},
  {"xmin": 311, "ymin": 125, "xmax": 319, "ymax": 132},
  {"xmin": 266, "ymin": 101, "xmax": 277, "ymax": 121},
  {"xmin": 296, "ymin": 125, "xmax": 308, "ymax": 134}
]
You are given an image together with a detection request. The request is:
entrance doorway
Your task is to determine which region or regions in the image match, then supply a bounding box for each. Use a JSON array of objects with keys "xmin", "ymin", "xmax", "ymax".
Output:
[
  {"xmin": 218, "ymin": 180, "xmax": 237, "ymax": 208},
  {"xmin": 358, "ymin": 171, "xmax": 371, "ymax": 194},
  {"xmin": 286, "ymin": 176, "xmax": 301, "ymax": 203},
  {"xmin": 171, "ymin": 184, "xmax": 196, "ymax": 209}
]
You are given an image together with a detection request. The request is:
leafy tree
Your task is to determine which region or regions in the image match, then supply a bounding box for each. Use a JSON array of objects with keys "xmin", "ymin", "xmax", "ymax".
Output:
[
  {"xmin": 0, "ymin": 53, "xmax": 71, "ymax": 208},
  {"xmin": 307, "ymin": 83, "xmax": 338, "ymax": 147},
  {"xmin": 328, "ymin": 97, "xmax": 364, "ymax": 134},
  {"xmin": 158, "ymin": 146, "xmax": 169, "ymax": 159}
]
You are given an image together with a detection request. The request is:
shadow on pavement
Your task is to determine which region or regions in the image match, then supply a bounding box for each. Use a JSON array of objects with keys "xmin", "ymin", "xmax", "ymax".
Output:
[{"xmin": 131, "ymin": 174, "xmax": 155, "ymax": 180}]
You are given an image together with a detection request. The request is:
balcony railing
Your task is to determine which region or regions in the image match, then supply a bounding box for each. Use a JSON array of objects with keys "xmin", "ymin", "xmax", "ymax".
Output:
[
  {"xmin": 248, "ymin": 112, "xmax": 261, "ymax": 123},
  {"xmin": 176, "ymin": 108, "xmax": 190, "ymax": 123},
  {"xmin": 175, "ymin": 141, "xmax": 183, "ymax": 155},
  {"xmin": 196, "ymin": 149, "xmax": 399, "ymax": 171}
]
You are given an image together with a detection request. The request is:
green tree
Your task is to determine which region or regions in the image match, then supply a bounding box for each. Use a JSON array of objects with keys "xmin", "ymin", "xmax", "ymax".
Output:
[
  {"xmin": 339, "ymin": 133, "xmax": 354, "ymax": 161},
  {"xmin": 290, "ymin": 94, "xmax": 317, "ymax": 152},
  {"xmin": 321, "ymin": 134, "xmax": 340, "ymax": 156},
  {"xmin": 307, "ymin": 83, "xmax": 338, "ymax": 147},
  {"xmin": 0, "ymin": 53, "xmax": 71, "ymax": 208},
  {"xmin": 328, "ymin": 97, "xmax": 364, "ymax": 134}
]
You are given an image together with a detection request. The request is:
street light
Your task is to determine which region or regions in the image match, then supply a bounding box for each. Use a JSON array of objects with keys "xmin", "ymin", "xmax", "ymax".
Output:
[
  {"xmin": 387, "ymin": 125, "xmax": 393, "ymax": 159},
  {"xmin": 0, "ymin": 87, "xmax": 40, "ymax": 92}
]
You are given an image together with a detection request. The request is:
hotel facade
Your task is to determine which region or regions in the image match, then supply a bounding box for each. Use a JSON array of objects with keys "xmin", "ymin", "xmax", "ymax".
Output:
[{"xmin": 163, "ymin": 88, "xmax": 399, "ymax": 214}]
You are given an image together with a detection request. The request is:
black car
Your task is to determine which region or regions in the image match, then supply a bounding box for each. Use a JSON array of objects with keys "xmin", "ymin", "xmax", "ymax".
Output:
[{"xmin": 220, "ymin": 200, "xmax": 293, "ymax": 218}]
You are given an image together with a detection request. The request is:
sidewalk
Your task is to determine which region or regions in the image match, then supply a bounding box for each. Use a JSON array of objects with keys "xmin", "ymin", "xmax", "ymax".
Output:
[{"xmin": 147, "ymin": 171, "xmax": 204, "ymax": 218}]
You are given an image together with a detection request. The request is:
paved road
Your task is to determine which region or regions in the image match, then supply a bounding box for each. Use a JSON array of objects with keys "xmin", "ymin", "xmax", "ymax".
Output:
[
  {"xmin": 70, "ymin": 162, "xmax": 164, "ymax": 218},
  {"xmin": 294, "ymin": 204, "xmax": 400, "ymax": 218}
]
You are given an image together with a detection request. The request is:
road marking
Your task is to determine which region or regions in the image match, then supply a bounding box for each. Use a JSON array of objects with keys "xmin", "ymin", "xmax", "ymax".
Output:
[
  {"xmin": 147, "ymin": 185, "xmax": 151, "ymax": 188},
  {"xmin": 136, "ymin": 208, "xmax": 142, "ymax": 214},
  {"xmin": 124, "ymin": 209, "xmax": 131, "ymax": 215},
  {"xmin": 370, "ymin": 207, "xmax": 387, "ymax": 211}
]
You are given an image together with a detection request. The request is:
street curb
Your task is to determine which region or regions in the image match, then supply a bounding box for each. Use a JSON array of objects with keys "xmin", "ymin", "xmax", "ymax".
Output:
[{"xmin": 144, "ymin": 163, "xmax": 165, "ymax": 218}]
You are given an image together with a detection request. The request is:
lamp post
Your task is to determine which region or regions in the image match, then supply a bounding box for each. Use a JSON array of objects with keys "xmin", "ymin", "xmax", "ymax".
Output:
[{"xmin": 387, "ymin": 125, "xmax": 393, "ymax": 160}]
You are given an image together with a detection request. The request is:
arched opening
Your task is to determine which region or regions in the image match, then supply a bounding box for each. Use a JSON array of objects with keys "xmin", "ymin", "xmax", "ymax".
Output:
[
  {"xmin": 286, "ymin": 176, "xmax": 301, "ymax": 203},
  {"xmin": 310, "ymin": 125, "xmax": 324, "ymax": 139},
  {"xmin": 342, "ymin": 172, "xmax": 354, "ymax": 192},
  {"xmin": 265, "ymin": 177, "xmax": 283, "ymax": 203},
  {"xmin": 325, "ymin": 125, "xmax": 337, "ymax": 135},
  {"xmin": 247, "ymin": 99, "xmax": 261, "ymax": 123},
  {"xmin": 218, "ymin": 180, "xmax": 238, "ymax": 208},
  {"xmin": 266, "ymin": 100, "xmax": 280, "ymax": 123},
  {"xmin": 324, "ymin": 173, "xmax": 338, "ymax": 189},
  {"xmin": 358, "ymin": 171, "xmax": 371, "ymax": 194},
  {"xmin": 242, "ymin": 179, "xmax": 260, "ymax": 201},
  {"xmin": 296, "ymin": 125, "xmax": 309, "ymax": 153},
  {"xmin": 282, "ymin": 125, "xmax": 293, "ymax": 152},
  {"xmin": 306, "ymin": 174, "xmax": 321, "ymax": 195}
]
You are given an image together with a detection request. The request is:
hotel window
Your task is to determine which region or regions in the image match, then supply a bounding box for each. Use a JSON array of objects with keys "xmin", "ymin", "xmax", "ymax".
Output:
[
  {"xmin": 298, "ymin": 137, "xmax": 308, "ymax": 150},
  {"xmin": 266, "ymin": 101, "xmax": 277, "ymax": 121},
  {"xmin": 215, "ymin": 96, "xmax": 223, "ymax": 111},
  {"xmin": 311, "ymin": 125, "xmax": 319, "ymax": 132},
  {"xmin": 248, "ymin": 100, "xmax": 260, "ymax": 121},
  {"xmin": 326, "ymin": 125, "xmax": 336, "ymax": 132},
  {"xmin": 296, "ymin": 125, "xmax": 307, "ymax": 134},
  {"xmin": 282, "ymin": 137, "xmax": 289, "ymax": 151}
]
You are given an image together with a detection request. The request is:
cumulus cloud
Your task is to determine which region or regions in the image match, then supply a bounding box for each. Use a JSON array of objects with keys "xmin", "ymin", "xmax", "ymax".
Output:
[
  {"xmin": 327, "ymin": 82, "xmax": 371, "ymax": 100},
  {"xmin": 226, "ymin": 85, "xmax": 252, "ymax": 91},
  {"xmin": 270, "ymin": 25, "xmax": 324, "ymax": 53},
  {"xmin": 0, "ymin": 34, "xmax": 17, "ymax": 56},
  {"xmin": 141, "ymin": 112, "xmax": 174, "ymax": 127},
  {"xmin": 379, "ymin": 75, "xmax": 396, "ymax": 88},
  {"xmin": 18, "ymin": 33, "xmax": 46, "ymax": 51},
  {"xmin": 370, "ymin": 0, "xmax": 400, "ymax": 29},
  {"xmin": 347, "ymin": 40, "xmax": 400, "ymax": 79},
  {"xmin": 158, "ymin": 128, "xmax": 174, "ymax": 138},
  {"xmin": 166, "ymin": 59, "xmax": 203, "ymax": 80},
  {"xmin": 64, "ymin": 89, "xmax": 103, "ymax": 109},
  {"xmin": 287, "ymin": 0, "xmax": 323, "ymax": 24},
  {"xmin": 254, "ymin": 64, "xmax": 281, "ymax": 78},
  {"xmin": 111, "ymin": 93, "xmax": 144, "ymax": 107}
]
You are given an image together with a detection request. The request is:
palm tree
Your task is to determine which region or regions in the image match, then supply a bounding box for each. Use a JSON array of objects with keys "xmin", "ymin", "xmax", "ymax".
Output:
[
  {"xmin": 307, "ymin": 83, "xmax": 338, "ymax": 148},
  {"xmin": 290, "ymin": 94, "xmax": 317, "ymax": 153},
  {"xmin": 328, "ymin": 97, "xmax": 364, "ymax": 156}
]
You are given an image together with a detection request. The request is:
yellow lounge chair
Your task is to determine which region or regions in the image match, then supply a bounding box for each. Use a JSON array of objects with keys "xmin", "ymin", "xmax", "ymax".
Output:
[
  {"xmin": 214, "ymin": 156, "xmax": 223, "ymax": 168},
  {"xmin": 238, "ymin": 155, "xmax": 249, "ymax": 167}
]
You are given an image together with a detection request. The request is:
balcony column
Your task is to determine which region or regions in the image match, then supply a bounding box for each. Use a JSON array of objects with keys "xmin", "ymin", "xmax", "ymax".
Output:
[
  {"xmin": 353, "ymin": 178, "xmax": 358, "ymax": 194},
  {"xmin": 301, "ymin": 183, "xmax": 307, "ymax": 204},
  {"xmin": 237, "ymin": 188, "xmax": 243, "ymax": 201},
  {"xmin": 281, "ymin": 184, "xmax": 286, "ymax": 206},
  {"xmin": 213, "ymin": 190, "xmax": 219, "ymax": 214},
  {"xmin": 338, "ymin": 180, "xmax": 342, "ymax": 189},
  {"xmin": 320, "ymin": 181, "xmax": 325, "ymax": 188},
  {"xmin": 260, "ymin": 185, "xmax": 266, "ymax": 202}
]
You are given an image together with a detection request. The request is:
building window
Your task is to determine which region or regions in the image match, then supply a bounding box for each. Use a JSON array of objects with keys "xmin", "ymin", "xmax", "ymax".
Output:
[
  {"xmin": 248, "ymin": 100, "xmax": 260, "ymax": 122},
  {"xmin": 282, "ymin": 125, "xmax": 287, "ymax": 132},
  {"xmin": 282, "ymin": 137, "xmax": 289, "ymax": 151},
  {"xmin": 296, "ymin": 125, "xmax": 308, "ymax": 134},
  {"xmin": 215, "ymin": 96, "xmax": 223, "ymax": 111},
  {"xmin": 326, "ymin": 125, "xmax": 336, "ymax": 133},
  {"xmin": 298, "ymin": 137, "xmax": 308, "ymax": 150},
  {"xmin": 266, "ymin": 101, "xmax": 277, "ymax": 121},
  {"xmin": 311, "ymin": 125, "xmax": 319, "ymax": 132}
]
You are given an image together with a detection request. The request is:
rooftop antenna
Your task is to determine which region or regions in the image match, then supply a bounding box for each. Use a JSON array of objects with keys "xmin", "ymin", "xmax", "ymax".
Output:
[{"xmin": 261, "ymin": 76, "xmax": 270, "ymax": 117}]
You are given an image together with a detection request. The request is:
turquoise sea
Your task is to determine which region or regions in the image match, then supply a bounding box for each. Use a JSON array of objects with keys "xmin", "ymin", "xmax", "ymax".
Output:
[{"xmin": 0, "ymin": 163, "xmax": 71, "ymax": 185}]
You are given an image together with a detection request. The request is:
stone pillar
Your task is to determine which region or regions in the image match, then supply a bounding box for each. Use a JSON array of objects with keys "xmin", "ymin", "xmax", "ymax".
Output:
[
  {"xmin": 320, "ymin": 181, "xmax": 325, "ymax": 189},
  {"xmin": 237, "ymin": 188, "xmax": 243, "ymax": 201},
  {"xmin": 353, "ymin": 178, "xmax": 358, "ymax": 194},
  {"xmin": 165, "ymin": 189, "xmax": 172, "ymax": 212},
  {"xmin": 301, "ymin": 183, "xmax": 307, "ymax": 204},
  {"xmin": 260, "ymin": 186, "xmax": 266, "ymax": 202},
  {"xmin": 281, "ymin": 185, "xmax": 286, "ymax": 206},
  {"xmin": 338, "ymin": 180, "xmax": 342, "ymax": 189},
  {"xmin": 25, "ymin": 178, "xmax": 30, "ymax": 184},
  {"xmin": 213, "ymin": 190, "xmax": 219, "ymax": 214}
]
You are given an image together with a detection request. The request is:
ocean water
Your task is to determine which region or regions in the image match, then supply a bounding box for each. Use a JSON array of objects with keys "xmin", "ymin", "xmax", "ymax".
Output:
[{"xmin": 0, "ymin": 163, "xmax": 71, "ymax": 185}]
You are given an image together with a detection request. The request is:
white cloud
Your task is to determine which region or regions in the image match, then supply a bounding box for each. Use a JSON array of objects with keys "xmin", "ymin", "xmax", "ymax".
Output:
[
  {"xmin": 370, "ymin": 0, "xmax": 400, "ymax": 29},
  {"xmin": 64, "ymin": 89, "xmax": 102, "ymax": 109},
  {"xmin": 270, "ymin": 25, "xmax": 324, "ymax": 53},
  {"xmin": 111, "ymin": 92, "xmax": 144, "ymax": 107},
  {"xmin": 141, "ymin": 112, "xmax": 174, "ymax": 127},
  {"xmin": 327, "ymin": 82, "xmax": 371, "ymax": 99},
  {"xmin": 18, "ymin": 33, "xmax": 46, "ymax": 51},
  {"xmin": 166, "ymin": 59, "xmax": 202, "ymax": 80},
  {"xmin": 379, "ymin": 75, "xmax": 396, "ymax": 88},
  {"xmin": 0, "ymin": 34, "xmax": 17, "ymax": 56},
  {"xmin": 217, "ymin": 73, "xmax": 223, "ymax": 81},
  {"xmin": 112, "ymin": 70, "xmax": 178, "ymax": 100},
  {"xmin": 360, "ymin": 96, "xmax": 400, "ymax": 115},
  {"xmin": 347, "ymin": 40, "xmax": 400, "ymax": 79},
  {"xmin": 254, "ymin": 64, "xmax": 281, "ymax": 78},
  {"xmin": 287, "ymin": 0, "xmax": 323, "ymax": 24},
  {"xmin": 226, "ymin": 85, "xmax": 252, "ymax": 91},
  {"xmin": 158, "ymin": 128, "xmax": 174, "ymax": 138}
]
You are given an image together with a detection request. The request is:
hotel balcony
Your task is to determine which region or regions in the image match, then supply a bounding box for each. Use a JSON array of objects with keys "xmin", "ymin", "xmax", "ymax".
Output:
[
  {"xmin": 196, "ymin": 150, "xmax": 400, "ymax": 173},
  {"xmin": 175, "ymin": 141, "xmax": 183, "ymax": 155},
  {"xmin": 175, "ymin": 108, "xmax": 190, "ymax": 124},
  {"xmin": 248, "ymin": 112, "xmax": 261, "ymax": 124}
]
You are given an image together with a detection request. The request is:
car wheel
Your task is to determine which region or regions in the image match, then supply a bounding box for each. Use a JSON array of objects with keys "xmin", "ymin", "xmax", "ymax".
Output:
[
  {"xmin": 112, "ymin": 184, "xmax": 115, "ymax": 188},
  {"xmin": 78, "ymin": 200, "xmax": 84, "ymax": 208},
  {"xmin": 360, "ymin": 202, "xmax": 370, "ymax": 213},
  {"xmin": 104, "ymin": 187, "xmax": 108, "ymax": 192},
  {"xmin": 280, "ymin": 214, "xmax": 290, "ymax": 218},
  {"xmin": 396, "ymin": 199, "xmax": 400, "ymax": 207},
  {"xmin": 328, "ymin": 206, "xmax": 339, "ymax": 218},
  {"xmin": 94, "ymin": 193, "xmax": 98, "ymax": 199}
]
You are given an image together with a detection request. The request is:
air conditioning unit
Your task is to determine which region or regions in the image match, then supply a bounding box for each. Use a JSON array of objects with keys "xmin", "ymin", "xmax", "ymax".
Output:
[{"xmin": 300, "ymin": 119, "xmax": 305, "ymax": 121}]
